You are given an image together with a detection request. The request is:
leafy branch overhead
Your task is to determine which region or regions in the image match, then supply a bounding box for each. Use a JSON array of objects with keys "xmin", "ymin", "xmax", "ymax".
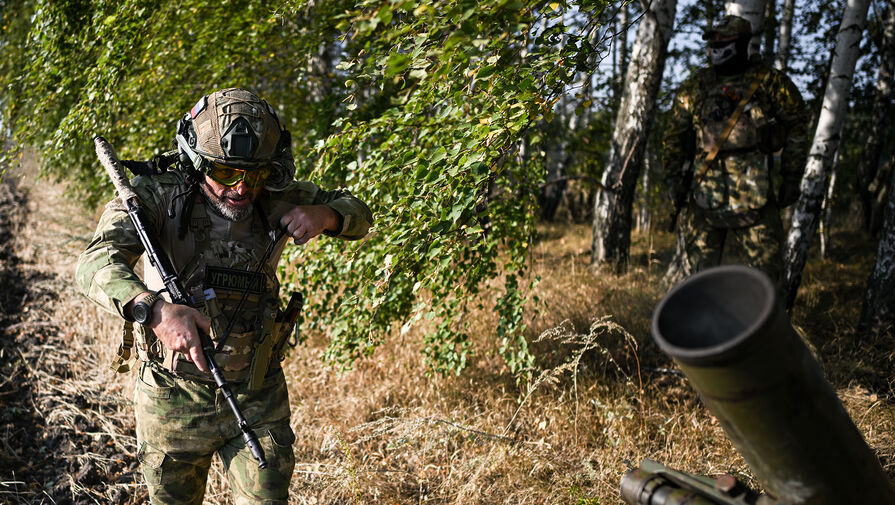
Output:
[{"xmin": 0, "ymin": 0, "xmax": 611, "ymax": 375}]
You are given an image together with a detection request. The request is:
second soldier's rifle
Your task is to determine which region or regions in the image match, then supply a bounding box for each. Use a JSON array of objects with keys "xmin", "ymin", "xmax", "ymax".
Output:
[
  {"xmin": 667, "ymin": 159, "xmax": 693, "ymax": 233},
  {"xmin": 94, "ymin": 136, "xmax": 270, "ymax": 468}
]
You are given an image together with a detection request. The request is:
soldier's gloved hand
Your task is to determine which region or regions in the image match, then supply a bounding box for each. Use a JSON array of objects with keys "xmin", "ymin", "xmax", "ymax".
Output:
[
  {"xmin": 280, "ymin": 205, "xmax": 342, "ymax": 245},
  {"xmin": 149, "ymin": 301, "xmax": 212, "ymax": 373},
  {"xmin": 777, "ymin": 180, "xmax": 801, "ymax": 208}
]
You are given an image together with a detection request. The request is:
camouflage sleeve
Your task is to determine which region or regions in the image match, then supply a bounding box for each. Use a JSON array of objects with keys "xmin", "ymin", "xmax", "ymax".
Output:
[
  {"xmin": 769, "ymin": 69, "xmax": 809, "ymax": 185},
  {"xmin": 662, "ymin": 76, "xmax": 697, "ymax": 199},
  {"xmin": 75, "ymin": 178, "xmax": 163, "ymax": 318},
  {"xmin": 275, "ymin": 181, "xmax": 373, "ymax": 240}
]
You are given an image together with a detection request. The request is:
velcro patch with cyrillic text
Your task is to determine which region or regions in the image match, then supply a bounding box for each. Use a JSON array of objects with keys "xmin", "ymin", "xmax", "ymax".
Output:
[{"xmin": 204, "ymin": 266, "xmax": 265, "ymax": 294}]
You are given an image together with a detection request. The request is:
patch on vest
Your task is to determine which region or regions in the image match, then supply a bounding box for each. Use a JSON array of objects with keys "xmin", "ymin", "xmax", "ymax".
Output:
[{"xmin": 205, "ymin": 266, "xmax": 265, "ymax": 294}]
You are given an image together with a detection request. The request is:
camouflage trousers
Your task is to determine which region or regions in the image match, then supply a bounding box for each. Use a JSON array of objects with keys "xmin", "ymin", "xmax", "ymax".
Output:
[
  {"xmin": 664, "ymin": 203, "xmax": 785, "ymax": 289},
  {"xmin": 135, "ymin": 362, "xmax": 295, "ymax": 504}
]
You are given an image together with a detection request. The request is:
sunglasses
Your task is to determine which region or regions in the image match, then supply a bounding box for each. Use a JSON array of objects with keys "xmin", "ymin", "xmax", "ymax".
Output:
[{"xmin": 207, "ymin": 162, "xmax": 271, "ymax": 188}]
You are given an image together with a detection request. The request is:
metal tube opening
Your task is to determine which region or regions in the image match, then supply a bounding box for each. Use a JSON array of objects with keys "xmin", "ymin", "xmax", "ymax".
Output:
[{"xmin": 652, "ymin": 265, "xmax": 776, "ymax": 364}]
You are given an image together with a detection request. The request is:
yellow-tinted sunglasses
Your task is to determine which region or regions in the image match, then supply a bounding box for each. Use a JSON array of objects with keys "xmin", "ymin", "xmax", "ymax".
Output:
[{"xmin": 207, "ymin": 162, "xmax": 271, "ymax": 188}]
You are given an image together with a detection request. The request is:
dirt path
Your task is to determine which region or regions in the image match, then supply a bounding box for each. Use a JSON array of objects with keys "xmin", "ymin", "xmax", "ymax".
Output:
[{"xmin": 0, "ymin": 167, "xmax": 145, "ymax": 504}]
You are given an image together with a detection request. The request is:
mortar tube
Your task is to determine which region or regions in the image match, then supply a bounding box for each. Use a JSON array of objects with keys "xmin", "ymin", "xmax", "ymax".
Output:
[{"xmin": 651, "ymin": 265, "xmax": 895, "ymax": 505}]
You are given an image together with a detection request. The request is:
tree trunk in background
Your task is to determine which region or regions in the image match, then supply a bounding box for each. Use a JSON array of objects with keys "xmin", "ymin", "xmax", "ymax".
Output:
[
  {"xmin": 617, "ymin": 2, "xmax": 630, "ymax": 100},
  {"xmin": 637, "ymin": 151, "xmax": 653, "ymax": 232},
  {"xmin": 725, "ymin": 0, "xmax": 768, "ymax": 57},
  {"xmin": 591, "ymin": 0, "xmax": 677, "ymax": 269},
  {"xmin": 540, "ymin": 12, "xmax": 595, "ymax": 221},
  {"xmin": 859, "ymin": 166, "xmax": 895, "ymax": 338},
  {"xmin": 783, "ymin": 0, "xmax": 871, "ymax": 309},
  {"xmin": 763, "ymin": 0, "xmax": 778, "ymax": 63},
  {"xmin": 774, "ymin": 0, "xmax": 796, "ymax": 70},
  {"xmin": 819, "ymin": 157, "xmax": 837, "ymax": 259},
  {"xmin": 858, "ymin": 0, "xmax": 895, "ymax": 233}
]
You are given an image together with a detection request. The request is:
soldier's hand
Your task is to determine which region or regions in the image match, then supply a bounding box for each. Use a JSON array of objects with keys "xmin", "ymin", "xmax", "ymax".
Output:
[
  {"xmin": 149, "ymin": 301, "xmax": 211, "ymax": 373},
  {"xmin": 280, "ymin": 205, "xmax": 342, "ymax": 245}
]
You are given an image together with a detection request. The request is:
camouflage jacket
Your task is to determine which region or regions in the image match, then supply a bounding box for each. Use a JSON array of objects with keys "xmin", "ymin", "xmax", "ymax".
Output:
[
  {"xmin": 76, "ymin": 170, "xmax": 373, "ymax": 381},
  {"xmin": 662, "ymin": 62, "xmax": 809, "ymax": 225}
]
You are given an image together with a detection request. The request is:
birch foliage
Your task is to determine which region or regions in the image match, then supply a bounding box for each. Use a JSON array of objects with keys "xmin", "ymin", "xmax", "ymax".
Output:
[{"xmin": 0, "ymin": 0, "xmax": 611, "ymax": 375}]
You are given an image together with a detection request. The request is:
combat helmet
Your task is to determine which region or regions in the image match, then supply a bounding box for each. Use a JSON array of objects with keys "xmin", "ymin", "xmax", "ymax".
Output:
[
  {"xmin": 175, "ymin": 88, "xmax": 295, "ymax": 191},
  {"xmin": 703, "ymin": 14, "xmax": 753, "ymax": 41}
]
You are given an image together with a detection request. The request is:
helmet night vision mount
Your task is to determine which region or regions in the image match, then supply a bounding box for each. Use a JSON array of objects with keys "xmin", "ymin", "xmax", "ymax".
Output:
[{"xmin": 175, "ymin": 88, "xmax": 295, "ymax": 191}]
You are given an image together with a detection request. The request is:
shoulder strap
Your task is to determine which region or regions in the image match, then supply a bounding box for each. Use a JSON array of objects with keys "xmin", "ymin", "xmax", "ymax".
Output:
[{"xmin": 110, "ymin": 321, "xmax": 135, "ymax": 373}]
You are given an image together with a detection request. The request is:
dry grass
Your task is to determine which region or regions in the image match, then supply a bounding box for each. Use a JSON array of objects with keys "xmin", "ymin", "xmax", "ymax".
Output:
[{"xmin": 3, "ymin": 167, "xmax": 894, "ymax": 504}]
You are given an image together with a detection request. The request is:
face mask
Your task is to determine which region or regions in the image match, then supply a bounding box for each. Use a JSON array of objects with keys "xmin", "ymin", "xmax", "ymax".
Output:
[{"xmin": 708, "ymin": 41, "xmax": 737, "ymax": 66}]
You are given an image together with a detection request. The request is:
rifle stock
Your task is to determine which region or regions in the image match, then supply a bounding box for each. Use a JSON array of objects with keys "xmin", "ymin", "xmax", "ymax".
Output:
[
  {"xmin": 93, "ymin": 136, "xmax": 268, "ymax": 469},
  {"xmin": 667, "ymin": 127, "xmax": 697, "ymax": 232}
]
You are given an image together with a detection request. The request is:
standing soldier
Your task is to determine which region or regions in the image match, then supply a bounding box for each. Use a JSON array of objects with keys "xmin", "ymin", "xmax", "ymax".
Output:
[
  {"xmin": 76, "ymin": 88, "xmax": 373, "ymax": 504},
  {"xmin": 663, "ymin": 15, "xmax": 809, "ymax": 287}
]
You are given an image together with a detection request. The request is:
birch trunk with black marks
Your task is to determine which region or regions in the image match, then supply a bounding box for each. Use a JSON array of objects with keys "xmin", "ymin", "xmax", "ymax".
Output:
[
  {"xmin": 637, "ymin": 151, "xmax": 653, "ymax": 232},
  {"xmin": 859, "ymin": 1, "xmax": 895, "ymax": 338},
  {"xmin": 774, "ymin": 0, "xmax": 796, "ymax": 70},
  {"xmin": 590, "ymin": 0, "xmax": 677, "ymax": 269},
  {"xmin": 725, "ymin": 0, "xmax": 768, "ymax": 57},
  {"xmin": 783, "ymin": 0, "xmax": 871, "ymax": 308},
  {"xmin": 858, "ymin": 1, "xmax": 895, "ymax": 233},
  {"xmin": 819, "ymin": 159, "xmax": 838, "ymax": 259},
  {"xmin": 860, "ymin": 162, "xmax": 895, "ymax": 338}
]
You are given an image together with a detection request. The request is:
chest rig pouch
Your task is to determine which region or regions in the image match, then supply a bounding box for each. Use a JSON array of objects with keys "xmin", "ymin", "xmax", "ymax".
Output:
[{"xmin": 136, "ymin": 201, "xmax": 294, "ymax": 390}]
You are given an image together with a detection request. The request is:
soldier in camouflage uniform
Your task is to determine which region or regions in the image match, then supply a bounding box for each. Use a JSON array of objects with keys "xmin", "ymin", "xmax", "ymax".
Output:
[
  {"xmin": 663, "ymin": 15, "xmax": 809, "ymax": 286},
  {"xmin": 76, "ymin": 88, "xmax": 373, "ymax": 504}
]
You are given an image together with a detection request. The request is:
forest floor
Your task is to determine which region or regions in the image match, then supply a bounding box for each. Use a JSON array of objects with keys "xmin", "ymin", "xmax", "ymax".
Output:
[{"xmin": 1, "ymin": 164, "xmax": 894, "ymax": 504}]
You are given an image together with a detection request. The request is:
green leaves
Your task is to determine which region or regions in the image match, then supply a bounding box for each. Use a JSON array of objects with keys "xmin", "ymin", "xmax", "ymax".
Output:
[{"xmin": 1, "ymin": 0, "xmax": 609, "ymax": 377}]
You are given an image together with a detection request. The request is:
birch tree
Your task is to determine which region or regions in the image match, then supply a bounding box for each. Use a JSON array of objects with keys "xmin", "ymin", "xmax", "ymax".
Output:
[
  {"xmin": 591, "ymin": 0, "xmax": 677, "ymax": 268},
  {"xmin": 614, "ymin": 1, "xmax": 630, "ymax": 103},
  {"xmin": 783, "ymin": 0, "xmax": 871, "ymax": 308},
  {"xmin": 725, "ymin": 0, "xmax": 768, "ymax": 57},
  {"xmin": 858, "ymin": 0, "xmax": 895, "ymax": 233},
  {"xmin": 858, "ymin": 0, "xmax": 895, "ymax": 337},
  {"xmin": 774, "ymin": 0, "xmax": 796, "ymax": 70}
]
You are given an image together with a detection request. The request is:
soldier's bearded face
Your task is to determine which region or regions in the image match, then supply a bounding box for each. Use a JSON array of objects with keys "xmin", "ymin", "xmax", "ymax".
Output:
[{"xmin": 201, "ymin": 176, "xmax": 261, "ymax": 221}]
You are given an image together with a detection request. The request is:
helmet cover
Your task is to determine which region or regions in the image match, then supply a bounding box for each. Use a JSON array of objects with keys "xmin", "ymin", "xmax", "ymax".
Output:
[
  {"xmin": 176, "ymin": 88, "xmax": 295, "ymax": 191},
  {"xmin": 703, "ymin": 15, "xmax": 753, "ymax": 41}
]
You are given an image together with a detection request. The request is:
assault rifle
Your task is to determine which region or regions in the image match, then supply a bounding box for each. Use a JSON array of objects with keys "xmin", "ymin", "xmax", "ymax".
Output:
[
  {"xmin": 94, "ymin": 136, "xmax": 269, "ymax": 468},
  {"xmin": 667, "ymin": 128, "xmax": 696, "ymax": 233},
  {"xmin": 622, "ymin": 265, "xmax": 895, "ymax": 505}
]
